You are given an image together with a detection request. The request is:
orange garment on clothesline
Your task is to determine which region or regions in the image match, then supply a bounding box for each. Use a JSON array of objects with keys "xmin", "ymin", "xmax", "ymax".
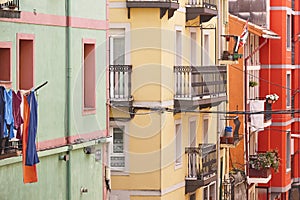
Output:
[{"xmin": 22, "ymin": 95, "xmax": 37, "ymax": 184}]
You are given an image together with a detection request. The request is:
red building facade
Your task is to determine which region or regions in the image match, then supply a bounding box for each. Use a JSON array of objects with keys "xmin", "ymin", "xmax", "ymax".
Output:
[{"xmin": 259, "ymin": 0, "xmax": 300, "ymax": 199}]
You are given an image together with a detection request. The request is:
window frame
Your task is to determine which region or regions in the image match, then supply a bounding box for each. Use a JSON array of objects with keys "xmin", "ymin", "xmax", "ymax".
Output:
[
  {"xmin": 286, "ymin": 130, "xmax": 291, "ymax": 172},
  {"xmin": 109, "ymin": 123, "xmax": 128, "ymax": 172},
  {"xmin": 17, "ymin": 33, "xmax": 35, "ymax": 90},
  {"xmin": 175, "ymin": 119, "xmax": 182, "ymax": 168},
  {"xmin": 175, "ymin": 26, "xmax": 182, "ymax": 66},
  {"xmin": 287, "ymin": 14, "xmax": 291, "ymax": 50},
  {"xmin": 286, "ymin": 71, "xmax": 291, "ymax": 108},
  {"xmin": 0, "ymin": 41, "xmax": 12, "ymax": 88},
  {"xmin": 82, "ymin": 38, "xmax": 96, "ymax": 115}
]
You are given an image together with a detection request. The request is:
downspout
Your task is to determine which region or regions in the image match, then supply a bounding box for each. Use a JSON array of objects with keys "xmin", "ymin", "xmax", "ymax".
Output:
[
  {"xmin": 244, "ymin": 38, "xmax": 268, "ymax": 200},
  {"xmin": 66, "ymin": 0, "xmax": 71, "ymax": 199}
]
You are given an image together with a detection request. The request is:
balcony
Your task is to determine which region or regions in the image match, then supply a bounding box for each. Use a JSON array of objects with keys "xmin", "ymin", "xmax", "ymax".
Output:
[
  {"xmin": 219, "ymin": 35, "xmax": 243, "ymax": 65},
  {"xmin": 174, "ymin": 65, "xmax": 227, "ymax": 112},
  {"xmin": 185, "ymin": 144, "xmax": 217, "ymax": 194},
  {"xmin": 126, "ymin": 0, "xmax": 179, "ymax": 19},
  {"xmin": 186, "ymin": 0, "xmax": 217, "ymax": 23},
  {"xmin": 109, "ymin": 65, "xmax": 133, "ymax": 107},
  {"xmin": 247, "ymin": 152, "xmax": 279, "ymax": 184},
  {"xmin": 0, "ymin": 0, "xmax": 20, "ymax": 18}
]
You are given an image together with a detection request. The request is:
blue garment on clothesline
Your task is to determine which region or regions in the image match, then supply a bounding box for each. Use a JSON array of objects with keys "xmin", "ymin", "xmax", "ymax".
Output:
[
  {"xmin": 0, "ymin": 86, "xmax": 5, "ymax": 140},
  {"xmin": 4, "ymin": 89, "xmax": 14, "ymax": 139},
  {"xmin": 25, "ymin": 91, "xmax": 39, "ymax": 166}
]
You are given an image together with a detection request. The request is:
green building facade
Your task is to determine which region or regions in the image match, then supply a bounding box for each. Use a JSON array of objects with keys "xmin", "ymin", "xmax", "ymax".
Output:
[{"xmin": 0, "ymin": 0, "xmax": 108, "ymax": 199}]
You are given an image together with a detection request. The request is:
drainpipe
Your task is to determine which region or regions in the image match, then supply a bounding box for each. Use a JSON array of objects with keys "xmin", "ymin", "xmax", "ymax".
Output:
[
  {"xmin": 66, "ymin": 0, "xmax": 72, "ymax": 199},
  {"xmin": 244, "ymin": 38, "xmax": 268, "ymax": 200}
]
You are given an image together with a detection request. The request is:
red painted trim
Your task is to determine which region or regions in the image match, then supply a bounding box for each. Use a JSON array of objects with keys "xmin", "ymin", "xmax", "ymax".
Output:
[
  {"xmin": 37, "ymin": 130, "xmax": 107, "ymax": 151},
  {"xmin": 16, "ymin": 33, "xmax": 35, "ymax": 90},
  {"xmin": 82, "ymin": 38, "xmax": 97, "ymax": 115},
  {"xmin": 0, "ymin": 41, "xmax": 12, "ymax": 88},
  {"xmin": 0, "ymin": 11, "xmax": 107, "ymax": 30}
]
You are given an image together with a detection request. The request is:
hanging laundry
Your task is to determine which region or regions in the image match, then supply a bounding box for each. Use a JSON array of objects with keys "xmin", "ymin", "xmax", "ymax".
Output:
[
  {"xmin": 12, "ymin": 91, "xmax": 23, "ymax": 140},
  {"xmin": 0, "ymin": 86, "xmax": 5, "ymax": 154},
  {"xmin": 25, "ymin": 91, "xmax": 39, "ymax": 166},
  {"xmin": 22, "ymin": 94, "xmax": 37, "ymax": 183},
  {"xmin": 4, "ymin": 89, "xmax": 14, "ymax": 139}
]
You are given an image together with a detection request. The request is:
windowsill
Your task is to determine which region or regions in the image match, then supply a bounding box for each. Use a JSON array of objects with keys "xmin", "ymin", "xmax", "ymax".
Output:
[
  {"xmin": 111, "ymin": 170, "xmax": 129, "ymax": 176},
  {"xmin": 0, "ymin": 80, "xmax": 12, "ymax": 89},
  {"xmin": 175, "ymin": 162, "xmax": 182, "ymax": 170},
  {"xmin": 286, "ymin": 168, "xmax": 291, "ymax": 173},
  {"xmin": 82, "ymin": 107, "xmax": 96, "ymax": 115}
]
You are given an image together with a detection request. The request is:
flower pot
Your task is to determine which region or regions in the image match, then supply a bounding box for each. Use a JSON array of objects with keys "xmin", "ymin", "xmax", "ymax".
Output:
[{"xmin": 249, "ymin": 168, "xmax": 271, "ymax": 178}]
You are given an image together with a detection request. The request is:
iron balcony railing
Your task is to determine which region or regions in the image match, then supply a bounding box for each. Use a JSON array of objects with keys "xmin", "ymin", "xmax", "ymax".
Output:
[
  {"xmin": 185, "ymin": 143, "xmax": 217, "ymax": 180},
  {"xmin": 264, "ymin": 100, "xmax": 272, "ymax": 122},
  {"xmin": 0, "ymin": 0, "xmax": 19, "ymax": 10},
  {"xmin": 174, "ymin": 65, "xmax": 227, "ymax": 99},
  {"xmin": 109, "ymin": 65, "xmax": 132, "ymax": 101},
  {"xmin": 186, "ymin": 0, "xmax": 216, "ymax": 9}
]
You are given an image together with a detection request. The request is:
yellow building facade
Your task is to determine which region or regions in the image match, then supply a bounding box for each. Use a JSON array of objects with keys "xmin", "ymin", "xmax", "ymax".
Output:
[{"xmin": 108, "ymin": 0, "xmax": 232, "ymax": 199}]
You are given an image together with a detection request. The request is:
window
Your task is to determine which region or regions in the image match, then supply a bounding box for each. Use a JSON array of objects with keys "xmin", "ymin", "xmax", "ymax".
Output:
[
  {"xmin": 189, "ymin": 119, "xmax": 196, "ymax": 147},
  {"xmin": 175, "ymin": 122, "xmax": 182, "ymax": 165},
  {"xmin": 110, "ymin": 127, "xmax": 125, "ymax": 171},
  {"xmin": 83, "ymin": 39, "xmax": 96, "ymax": 112},
  {"xmin": 286, "ymin": 72, "xmax": 291, "ymax": 107},
  {"xmin": 203, "ymin": 117, "xmax": 209, "ymax": 143},
  {"xmin": 175, "ymin": 29, "xmax": 182, "ymax": 66},
  {"xmin": 190, "ymin": 193, "xmax": 196, "ymax": 200},
  {"xmin": 17, "ymin": 34, "xmax": 35, "ymax": 90},
  {"xmin": 0, "ymin": 42, "xmax": 12, "ymax": 87},
  {"xmin": 287, "ymin": 14, "xmax": 291, "ymax": 49},
  {"xmin": 190, "ymin": 31, "xmax": 196, "ymax": 66},
  {"xmin": 203, "ymin": 34, "xmax": 210, "ymax": 66},
  {"xmin": 203, "ymin": 182, "xmax": 216, "ymax": 200},
  {"xmin": 286, "ymin": 130, "xmax": 291, "ymax": 171},
  {"xmin": 109, "ymin": 29, "xmax": 125, "ymax": 65}
]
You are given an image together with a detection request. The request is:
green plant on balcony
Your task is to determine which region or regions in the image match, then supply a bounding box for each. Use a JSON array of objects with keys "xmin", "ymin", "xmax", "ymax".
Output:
[
  {"xmin": 249, "ymin": 150, "xmax": 280, "ymax": 173},
  {"xmin": 249, "ymin": 80, "xmax": 258, "ymax": 87}
]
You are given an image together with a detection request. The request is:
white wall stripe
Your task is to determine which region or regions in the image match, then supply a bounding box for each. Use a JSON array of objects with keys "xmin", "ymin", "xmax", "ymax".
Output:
[
  {"xmin": 270, "ymin": 183, "xmax": 291, "ymax": 193},
  {"xmin": 133, "ymin": 100, "xmax": 174, "ymax": 108},
  {"xmin": 260, "ymin": 64, "xmax": 297, "ymax": 69},
  {"xmin": 271, "ymin": 119, "xmax": 294, "ymax": 127}
]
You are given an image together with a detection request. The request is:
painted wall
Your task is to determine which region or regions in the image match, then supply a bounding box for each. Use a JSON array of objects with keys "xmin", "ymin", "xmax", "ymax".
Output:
[{"xmin": 0, "ymin": 0, "xmax": 108, "ymax": 199}]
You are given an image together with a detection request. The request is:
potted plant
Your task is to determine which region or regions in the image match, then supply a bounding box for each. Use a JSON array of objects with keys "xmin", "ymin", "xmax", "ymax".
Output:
[
  {"xmin": 249, "ymin": 80, "xmax": 258, "ymax": 87},
  {"xmin": 266, "ymin": 93, "xmax": 279, "ymax": 104},
  {"xmin": 249, "ymin": 150, "xmax": 280, "ymax": 177}
]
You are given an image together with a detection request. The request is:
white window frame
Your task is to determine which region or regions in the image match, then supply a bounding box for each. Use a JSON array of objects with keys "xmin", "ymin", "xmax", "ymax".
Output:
[
  {"xmin": 203, "ymin": 115, "xmax": 209, "ymax": 143},
  {"xmin": 175, "ymin": 119, "xmax": 182, "ymax": 168},
  {"xmin": 109, "ymin": 122, "xmax": 128, "ymax": 172},
  {"xmin": 202, "ymin": 31, "xmax": 210, "ymax": 66},
  {"xmin": 109, "ymin": 23, "xmax": 131, "ymax": 65},
  {"xmin": 203, "ymin": 181, "xmax": 216, "ymax": 200},
  {"xmin": 286, "ymin": 71, "xmax": 291, "ymax": 108},
  {"xmin": 287, "ymin": 14, "xmax": 291, "ymax": 50},
  {"xmin": 189, "ymin": 117, "xmax": 197, "ymax": 147},
  {"xmin": 286, "ymin": 130, "xmax": 291, "ymax": 172},
  {"xmin": 175, "ymin": 26, "xmax": 183, "ymax": 66},
  {"xmin": 190, "ymin": 29, "xmax": 197, "ymax": 66}
]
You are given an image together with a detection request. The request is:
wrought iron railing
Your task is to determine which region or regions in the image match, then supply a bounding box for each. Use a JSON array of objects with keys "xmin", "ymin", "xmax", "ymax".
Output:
[
  {"xmin": 0, "ymin": 0, "xmax": 19, "ymax": 10},
  {"xmin": 185, "ymin": 143, "xmax": 217, "ymax": 180},
  {"xmin": 186, "ymin": 0, "xmax": 217, "ymax": 9},
  {"xmin": 109, "ymin": 65, "xmax": 132, "ymax": 100},
  {"xmin": 174, "ymin": 65, "xmax": 227, "ymax": 99}
]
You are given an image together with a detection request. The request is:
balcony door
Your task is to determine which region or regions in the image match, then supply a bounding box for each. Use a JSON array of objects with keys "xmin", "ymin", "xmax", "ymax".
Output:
[{"xmin": 109, "ymin": 29, "xmax": 126, "ymax": 99}]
